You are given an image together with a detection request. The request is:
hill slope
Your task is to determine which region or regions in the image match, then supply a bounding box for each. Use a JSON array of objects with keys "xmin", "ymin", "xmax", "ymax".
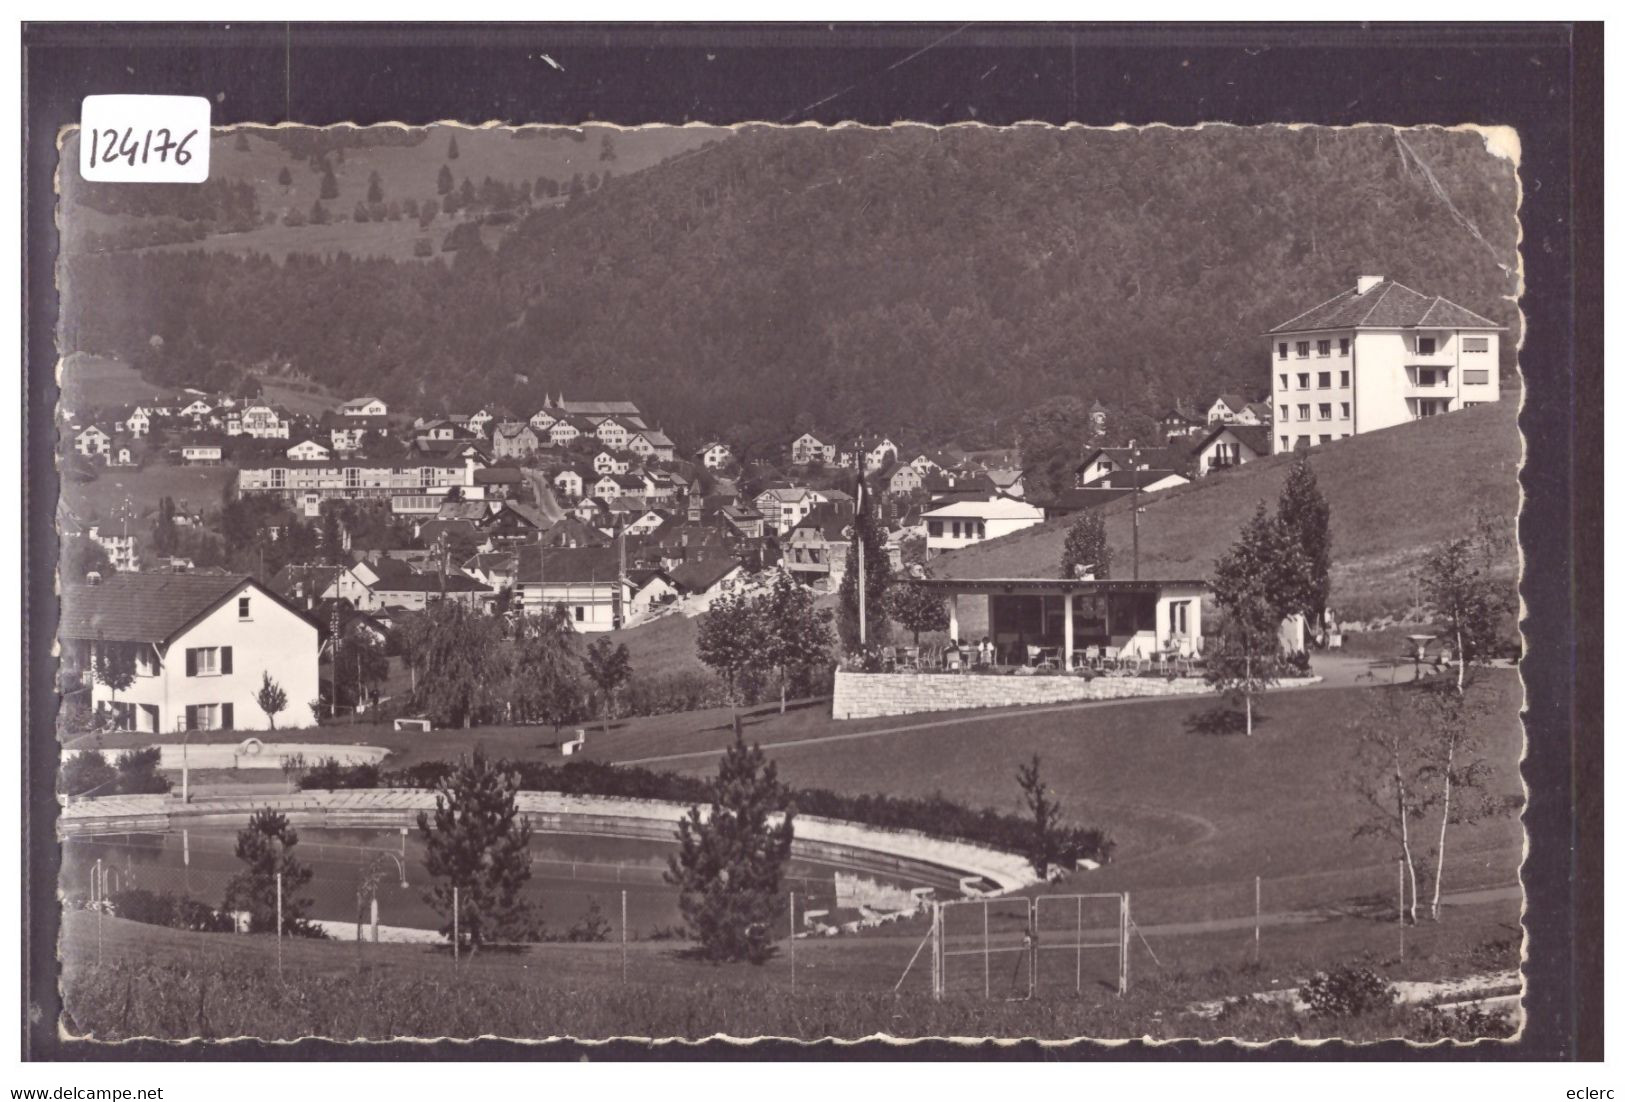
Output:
[
  {"xmin": 932, "ymin": 399, "xmax": 1520, "ymax": 619},
  {"xmin": 60, "ymin": 124, "xmax": 1520, "ymax": 443}
]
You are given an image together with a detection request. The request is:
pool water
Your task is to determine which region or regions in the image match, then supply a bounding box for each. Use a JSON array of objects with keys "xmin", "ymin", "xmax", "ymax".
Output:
[{"xmin": 62, "ymin": 826, "xmax": 960, "ymax": 939}]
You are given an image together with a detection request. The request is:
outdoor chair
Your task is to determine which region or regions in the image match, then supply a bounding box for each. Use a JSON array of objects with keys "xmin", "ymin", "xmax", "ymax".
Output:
[
  {"xmin": 944, "ymin": 648, "xmax": 964, "ymax": 673},
  {"xmin": 897, "ymin": 645, "xmax": 919, "ymax": 671}
]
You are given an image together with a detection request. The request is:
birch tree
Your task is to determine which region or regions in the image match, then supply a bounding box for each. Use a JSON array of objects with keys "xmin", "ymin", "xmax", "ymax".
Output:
[{"xmin": 1350, "ymin": 688, "xmax": 1439, "ymax": 925}]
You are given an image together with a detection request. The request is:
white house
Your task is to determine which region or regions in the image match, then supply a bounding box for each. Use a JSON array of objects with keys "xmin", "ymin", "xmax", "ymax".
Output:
[
  {"xmin": 287, "ymin": 439, "xmax": 331, "ymax": 462},
  {"xmin": 515, "ymin": 545, "xmax": 632, "ymax": 632},
  {"xmin": 839, "ymin": 436, "xmax": 899, "ymax": 473},
  {"xmin": 593, "ymin": 451, "xmax": 630, "ymax": 476},
  {"xmin": 59, "ymin": 573, "xmax": 320, "ymax": 733},
  {"xmin": 1267, "ymin": 276, "xmax": 1503, "ymax": 453},
  {"xmin": 237, "ymin": 403, "xmax": 289, "ymax": 439},
  {"xmin": 528, "ymin": 408, "xmax": 558, "ymax": 434},
  {"xmin": 553, "ymin": 468, "xmax": 585, "ymax": 499},
  {"xmin": 182, "ymin": 444, "xmax": 223, "ymax": 466},
  {"xmin": 341, "ymin": 396, "xmax": 388, "ymax": 418},
  {"xmin": 790, "ymin": 432, "xmax": 836, "ymax": 466},
  {"xmin": 178, "ymin": 399, "xmax": 213, "ymax": 420},
  {"xmin": 627, "ymin": 429, "xmax": 676, "ymax": 463},
  {"xmin": 595, "ymin": 416, "xmax": 634, "ymax": 451},
  {"xmin": 74, "ymin": 425, "xmax": 110, "ymax": 458},
  {"xmin": 87, "ymin": 525, "xmax": 139, "ymax": 573},
  {"xmin": 124, "ymin": 408, "xmax": 152, "ymax": 438},
  {"xmin": 921, "ymin": 495, "xmax": 1046, "ymax": 555},
  {"xmin": 1192, "ymin": 424, "xmax": 1272, "ymax": 477},
  {"xmin": 754, "ymin": 487, "xmax": 820, "ymax": 535},
  {"xmin": 698, "ymin": 441, "xmax": 733, "ymax": 470}
]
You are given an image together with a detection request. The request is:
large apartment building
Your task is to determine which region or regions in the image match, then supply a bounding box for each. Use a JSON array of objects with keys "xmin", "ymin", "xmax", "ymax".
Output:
[
  {"xmin": 1266, "ymin": 276, "xmax": 1503, "ymax": 453},
  {"xmin": 236, "ymin": 457, "xmax": 476, "ymax": 515}
]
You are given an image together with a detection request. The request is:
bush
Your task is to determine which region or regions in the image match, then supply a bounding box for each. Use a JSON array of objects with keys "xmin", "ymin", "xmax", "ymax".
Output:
[
  {"xmin": 62, "ymin": 749, "xmax": 118, "ymax": 797},
  {"xmin": 298, "ymin": 757, "xmax": 381, "ymax": 790},
  {"xmin": 107, "ymin": 888, "xmax": 235, "ymax": 933},
  {"xmin": 1301, "ymin": 965, "xmax": 1394, "ymax": 1019},
  {"xmin": 1411, "ymin": 1004, "xmax": 1517, "ymax": 1042},
  {"xmin": 381, "ymin": 759, "xmax": 1116, "ymax": 868},
  {"xmin": 113, "ymin": 747, "xmax": 171, "ymax": 794},
  {"xmin": 63, "ymin": 747, "xmax": 171, "ymax": 797},
  {"xmin": 562, "ymin": 898, "xmax": 613, "ymax": 943},
  {"xmin": 620, "ymin": 670, "xmax": 730, "ymax": 717}
]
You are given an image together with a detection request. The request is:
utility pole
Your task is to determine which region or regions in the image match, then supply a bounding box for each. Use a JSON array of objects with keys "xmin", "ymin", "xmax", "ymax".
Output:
[
  {"xmin": 1131, "ymin": 444, "xmax": 1142, "ymax": 581},
  {"xmin": 854, "ymin": 446, "xmax": 867, "ymax": 648}
]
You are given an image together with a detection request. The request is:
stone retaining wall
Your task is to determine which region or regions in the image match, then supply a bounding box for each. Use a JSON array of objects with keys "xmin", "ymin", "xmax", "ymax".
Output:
[{"xmin": 832, "ymin": 669, "xmax": 1318, "ymax": 720}]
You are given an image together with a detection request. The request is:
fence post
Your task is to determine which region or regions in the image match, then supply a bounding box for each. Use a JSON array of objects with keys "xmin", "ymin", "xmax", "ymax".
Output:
[
  {"xmin": 936, "ymin": 903, "xmax": 949, "ymax": 1007},
  {"xmin": 94, "ymin": 858, "xmax": 103, "ymax": 967},
  {"xmin": 371, "ymin": 895, "xmax": 380, "ymax": 943},
  {"xmin": 1076, "ymin": 895, "xmax": 1083, "ymax": 996},
  {"xmin": 1117, "ymin": 892, "xmax": 1128, "ymax": 997},
  {"xmin": 788, "ymin": 892, "xmax": 796, "ymax": 995},
  {"xmin": 1398, "ymin": 859, "xmax": 1405, "ymax": 962},
  {"xmin": 1027, "ymin": 898, "xmax": 1036, "ymax": 1000},
  {"xmin": 1254, "ymin": 875, "xmax": 1261, "ymax": 965},
  {"xmin": 453, "ymin": 885, "xmax": 460, "ymax": 962},
  {"xmin": 275, "ymin": 871, "xmax": 284, "ymax": 980},
  {"xmin": 621, "ymin": 890, "xmax": 628, "ymax": 984},
  {"xmin": 982, "ymin": 900, "xmax": 990, "ymax": 1000}
]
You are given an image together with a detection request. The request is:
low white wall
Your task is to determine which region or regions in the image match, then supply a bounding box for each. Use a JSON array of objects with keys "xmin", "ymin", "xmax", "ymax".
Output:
[
  {"xmin": 832, "ymin": 670, "xmax": 1320, "ymax": 720},
  {"xmin": 56, "ymin": 790, "xmax": 1041, "ymax": 894}
]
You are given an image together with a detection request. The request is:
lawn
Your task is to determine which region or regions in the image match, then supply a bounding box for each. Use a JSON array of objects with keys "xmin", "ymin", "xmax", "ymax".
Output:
[
  {"xmin": 936, "ymin": 398, "xmax": 1520, "ymax": 621},
  {"xmin": 58, "ymin": 353, "xmax": 172, "ymax": 411},
  {"xmin": 56, "ymin": 896, "xmax": 1520, "ymax": 1042},
  {"xmin": 60, "ymin": 460, "xmax": 234, "ymax": 526}
]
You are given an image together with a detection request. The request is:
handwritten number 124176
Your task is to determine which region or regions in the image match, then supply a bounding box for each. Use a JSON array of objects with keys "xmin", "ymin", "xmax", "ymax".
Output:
[{"xmin": 86, "ymin": 127, "xmax": 197, "ymax": 169}]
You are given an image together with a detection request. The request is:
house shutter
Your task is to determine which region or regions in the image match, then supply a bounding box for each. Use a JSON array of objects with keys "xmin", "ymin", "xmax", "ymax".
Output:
[
  {"xmin": 221, "ymin": 647, "xmax": 233, "ymax": 675},
  {"xmin": 221, "ymin": 703, "xmax": 234, "ymax": 730},
  {"xmin": 185, "ymin": 705, "xmax": 198, "ymax": 731},
  {"xmin": 185, "ymin": 649, "xmax": 197, "ymax": 677}
]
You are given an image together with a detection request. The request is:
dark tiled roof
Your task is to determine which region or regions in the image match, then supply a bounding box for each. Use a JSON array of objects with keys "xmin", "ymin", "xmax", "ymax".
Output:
[
  {"xmin": 516, "ymin": 545, "xmax": 623, "ymax": 585},
  {"xmin": 667, "ymin": 558, "xmax": 742, "ymax": 593},
  {"xmin": 59, "ymin": 573, "xmax": 268, "ymax": 643},
  {"xmin": 373, "ymin": 572, "xmax": 490, "ymax": 594},
  {"xmin": 1195, "ymin": 424, "xmax": 1273, "ymax": 457},
  {"xmin": 1028, "ymin": 487, "xmax": 1134, "ymax": 512},
  {"xmin": 1268, "ymin": 280, "xmax": 1501, "ymax": 334}
]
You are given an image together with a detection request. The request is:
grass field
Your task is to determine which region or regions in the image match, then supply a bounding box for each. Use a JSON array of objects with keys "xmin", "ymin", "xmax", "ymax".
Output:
[
  {"xmin": 59, "ymin": 460, "xmax": 234, "ymax": 526},
  {"xmin": 938, "ymin": 399, "xmax": 1521, "ymax": 620},
  {"xmin": 57, "ymin": 900, "xmax": 1518, "ymax": 1042},
  {"xmin": 57, "ymin": 353, "xmax": 172, "ymax": 411}
]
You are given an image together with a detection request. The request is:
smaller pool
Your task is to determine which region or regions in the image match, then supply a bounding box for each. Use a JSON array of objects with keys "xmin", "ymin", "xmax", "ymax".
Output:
[{"xmin": 63, "ymin": 825, "xmax": 962, "ymax": 939}]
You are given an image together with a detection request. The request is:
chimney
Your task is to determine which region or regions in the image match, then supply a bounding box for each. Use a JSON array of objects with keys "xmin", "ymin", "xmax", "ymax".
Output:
[{"xmin": 1356, "ymin": 275, "xmax": 1384, "ymax": 295}]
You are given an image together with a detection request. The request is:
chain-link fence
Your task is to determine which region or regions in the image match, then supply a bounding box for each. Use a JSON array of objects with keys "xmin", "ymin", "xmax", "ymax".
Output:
[{"xmin": 59, "ymin": 830, "xmax": 1520, "ymax": 1013}]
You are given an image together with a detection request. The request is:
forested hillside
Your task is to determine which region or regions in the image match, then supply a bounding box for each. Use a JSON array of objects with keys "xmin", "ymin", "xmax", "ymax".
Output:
[{"xmin": 59, "ymin": 124, "xmax": 1520, "ymax": 447}]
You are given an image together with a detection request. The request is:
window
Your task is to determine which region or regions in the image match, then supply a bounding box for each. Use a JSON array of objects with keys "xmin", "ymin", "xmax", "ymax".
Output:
[
  {"xmin": 1319, "ymin": 435, "xmax": 1332, "ymax": 445},
  {"xmin": 1340, "ymin": 402, "xmax": 1351, "ymax": 419},
  {"xmin": 1279, "ymin": 406, "xmax": 1289, "ymax": 422},
  {"xmin": 420, "ymin": 467, "xmax": 433, "ymax": 487},
  {"xmin": 1280, "ymin": 435, "xmax": 1289, "ymax": 452},
  {"xmin": 1463, "ymin": 369, "xmax": 1490, "ymax": 385},
  {"xmin": 1415, "ymin": 367, "xmax": 1441, "ymax": 387},
  {"xmin": 1415, "ymin": 399, "xmax": 1449, "ymax": 418},
  {"xmin": 1277, "ymin": 342, "xmax": 1288, "ymax": 359},
  {"xmin": 1463, "ymin": 337, "xmax": 1489, "ymax": 353},
  {"xmin": 1295, "ymin": 341, "xmax": 1310, "ymax": 358},
  {"xmin": 928, "ymin": 520, "xmax": 943, "ymax": 538},
  {"xmin": 574, "ymin": 606, "xmax": 586, "ymax": 622},
  {"xmin": 185, "ymin": 646, "xmax": 232, "ymax": 677},
  {"xmin": 1339, "ymin": 337, "xmax": 1350, "ymax": 356},
  {"xmin": 1318, "ymin": 404, "xmax": 1332, "ymax": 421},
  {"xmin": 1416, "ymin": 336, "xmax": 1437, "ymax": 355},
  {"xmin": 1278, "ymin": 373, "xmax": 1288, "ymax": 390},
  {"xmin": 1339, "ymin": 370, "xmax": 1350, "ymax": 387},
  {"xmin": 1297, "ymin": 373, "xmax": 1309, "ymax": 389},
  {"xmin": 1316, "ymin": 340, "xmax": 1331, "ymax": 357},
  {"xmin": 1297, "ymin": 404, "xmax": 1310, "ymax": 420},
  {"xmin": 1317, "ymin": 371, "xmax": 1331, "ymax": 389},
  {"xmin": 238, "ymin": 596, "xmax": 251, "ymax": 620},
  {"xmin": 345, "ymin": 467, "xmax": 360, "ymax": 488},
  {"xmin": 270, "ymin": 469, "xmax": 286, "ymax": 489},
  {"xmin": 184, "ymin": 703, "xmax": 233, "ymax": 731}
]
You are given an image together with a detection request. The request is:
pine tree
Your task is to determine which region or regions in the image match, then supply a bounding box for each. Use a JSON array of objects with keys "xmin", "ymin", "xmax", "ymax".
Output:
[
  {"xmin": 1060, "ymin": 510, "xmax": 1110, "ymax": 579},
  {"xmin": 437, "ymin": 164, "xmax": 453, "ymax": 196},
  {"xmin": 1016, "ymin": 755, "xmax": 1066, "ymax": 878},
  {"xmin": 417, "ymin": 749, "xmax": 538, "ymax": 951},
  {"xmin": 367, "ymin": 170, "xmax": 384, "ymax": 205},
  {"xmin": 319, "ymin": 163, "xmax": 339, "ymax": 200},
  {"xmin": 666, "ymin": 722, "xmax": 796, "ymax": 963},
  {"xmin": 152, "ymin": 495, "xmax": 178, "ymax": 557},
  {"xmin": 277, "ymin": 165, "xmax": 293, "ymax": 187},
  {"xmin": 1276, "ymin": 453, "xmax": 1332, "ymax": 626},
  {"xmin": 223, "ymin": 809, "xmax": 315, "ymax": 935},
  {"xmin": 446, "ymin": 134, "xmax": 460, "ymax": 160}
]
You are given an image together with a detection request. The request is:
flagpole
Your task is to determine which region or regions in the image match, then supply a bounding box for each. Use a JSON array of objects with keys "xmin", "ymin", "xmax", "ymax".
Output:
[{"xmin": 855, "ymin": 445, "xmax": 866, "ymax": 648}]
